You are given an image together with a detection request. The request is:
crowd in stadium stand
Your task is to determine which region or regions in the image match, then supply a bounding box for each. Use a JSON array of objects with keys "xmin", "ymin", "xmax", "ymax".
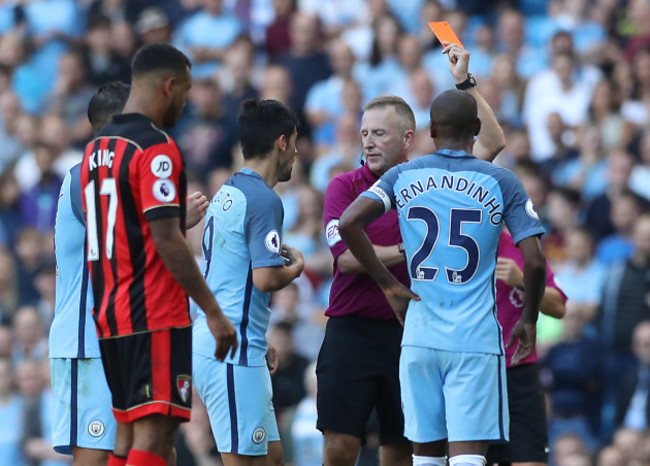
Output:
[{"xmin": 0, "ymin": 0, "xmax": 650, "ymax": 464}]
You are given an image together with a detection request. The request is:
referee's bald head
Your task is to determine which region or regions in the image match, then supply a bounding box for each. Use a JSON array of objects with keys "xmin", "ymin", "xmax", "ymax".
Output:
[{"xmin": 429, "ymin": 89, "xmax": 480, "ymax": 143}]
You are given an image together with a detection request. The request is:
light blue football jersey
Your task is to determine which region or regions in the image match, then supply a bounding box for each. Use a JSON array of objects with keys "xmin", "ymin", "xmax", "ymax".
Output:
[
  {"xmin": 49, "ymin": 164, "xmax": 98, "ymax": 359},
  {"xmin": 193, "ymin": 168, "xmax": 285, "ymax": 367},
  {"xmin": 362, "ymin": 149, "xmax": 545, "ymax": 355}
]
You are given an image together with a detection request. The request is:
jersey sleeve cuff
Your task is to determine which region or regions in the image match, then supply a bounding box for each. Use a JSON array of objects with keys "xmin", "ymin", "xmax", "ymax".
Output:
[
  {"xmin": 512, "ymin": 227, "xmax": 546, "ymax": 246},
  {"xmin": 251, "ymin": 257, "xmax": 286, "ymax": 269},
  {"xmin": 144, "ymin": 205, "xmax": 181, "ymax": 222},
  {"xmin": 360, "ymin": 190, "xmax": 390, "ymax": 213}
]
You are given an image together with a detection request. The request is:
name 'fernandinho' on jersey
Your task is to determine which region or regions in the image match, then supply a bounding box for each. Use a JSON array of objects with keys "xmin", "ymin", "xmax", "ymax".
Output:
[{"xmin": 371, "ymin": 173, "xmax": 504, "ymax": 225}]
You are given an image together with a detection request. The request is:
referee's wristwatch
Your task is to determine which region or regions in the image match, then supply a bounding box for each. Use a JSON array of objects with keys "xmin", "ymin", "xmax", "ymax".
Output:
[{"xmin": 455, "ymin": 73, "xmax": 477, "ymax": 90}]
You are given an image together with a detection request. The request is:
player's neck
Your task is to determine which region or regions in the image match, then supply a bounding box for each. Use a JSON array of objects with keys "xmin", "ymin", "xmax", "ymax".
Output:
[
  {"xmin": 243, "ymin": 159, "xmax": 278, "ymax": 188},
  {"xmin": 122, "ymin": 94, "xmax": 165, "ymax": 128},
  {"xmin": 436, "ymin": 140, "xmax": 473, "ymax": 154}
]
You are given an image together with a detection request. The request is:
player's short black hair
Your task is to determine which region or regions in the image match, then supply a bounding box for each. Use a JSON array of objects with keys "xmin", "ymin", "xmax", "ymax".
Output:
[
  {"xmin": 131, "ymin": 43, "xmax": 191, "ymax": 79},
  {"xmin": 238, "ymin": 99, "xmax": 299, "ymax": 160},
  {"xmin": 87, "ymin": 81, "xmax": 130, "ymax": 136},
  {"xmin": 429, "ymin": 89, "xmax": 479, "ymax": 140}
]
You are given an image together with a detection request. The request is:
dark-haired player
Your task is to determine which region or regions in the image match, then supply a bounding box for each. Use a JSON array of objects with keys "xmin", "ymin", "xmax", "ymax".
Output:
[
  {"xmin": 193, "ymin": 99, "xmax": 304, "ymax": 466},
  {"xmin": 50, "ymin": 80, "xmax": 130, "ymax": 466},
  {"xmin": 80, "ymin": 43, "xmax": 237, "ymax": 466},
  {"xmin": 339, "ymin": 84, "xmax": 547, "ymax": 466}
]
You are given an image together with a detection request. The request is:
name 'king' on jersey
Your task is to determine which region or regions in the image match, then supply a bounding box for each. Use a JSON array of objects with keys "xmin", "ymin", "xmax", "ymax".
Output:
[
  {"xmin": 80, "ymin": 113, "xmax": 189, "ymax": 338},
  {"xmin": 362, "ymin": 149, "xmax": 545, "ymax": 355}
]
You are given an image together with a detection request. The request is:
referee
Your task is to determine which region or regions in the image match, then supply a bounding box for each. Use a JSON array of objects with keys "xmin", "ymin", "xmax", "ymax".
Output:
[{"xmin": 317, "ymin": 43, "xmax": 507, "ymax": 466}]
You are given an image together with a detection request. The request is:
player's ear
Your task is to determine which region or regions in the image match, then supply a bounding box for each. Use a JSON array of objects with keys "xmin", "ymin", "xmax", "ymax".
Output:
[
  {"xmin": 161, "ymin": 76, "xmax": 176, "ymax": 99},
  {"xmin": 429, "ymin": 121, "xmax": 437, "ymax": 140},
  {"xmin": 276, "ymin": 134, "xmax": 287, "ymax": 152},
  {"xmin": 474, "ymin": 117, "xmax": 481, "ymax": 137}
]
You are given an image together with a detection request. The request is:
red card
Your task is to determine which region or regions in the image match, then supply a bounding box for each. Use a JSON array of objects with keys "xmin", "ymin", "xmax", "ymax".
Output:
[{"xmin": 428, "ymin": 21, "xmax": 464, "ymax": 48}]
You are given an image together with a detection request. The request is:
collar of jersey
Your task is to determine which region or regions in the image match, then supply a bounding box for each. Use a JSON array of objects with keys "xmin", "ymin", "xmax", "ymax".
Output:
[
  {"xmin": 436, "ymin": 148, "xmax": 474, "ymax": 158},
  {"xmin": 239, "ymin": 167, "xmax": 263, "ymax": 180},
  {"xmin": 360, "ymin": 162, "xmax": 379, "ymax": 182}
]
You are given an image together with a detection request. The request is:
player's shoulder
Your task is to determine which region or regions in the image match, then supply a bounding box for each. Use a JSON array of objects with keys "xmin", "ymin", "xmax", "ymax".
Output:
[
  {"xmin": 227, "ymin": 170, "xmax": 281, "ymax": 212},
  {"xmin": 97, "ymin": 114, "xmax": 176, "ymax": 153}
]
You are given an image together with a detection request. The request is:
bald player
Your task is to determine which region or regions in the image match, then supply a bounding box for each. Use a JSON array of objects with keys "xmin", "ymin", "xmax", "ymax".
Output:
[{"xmin": 339, "ymin": 88, "xmax": 548, "ymax": 466}]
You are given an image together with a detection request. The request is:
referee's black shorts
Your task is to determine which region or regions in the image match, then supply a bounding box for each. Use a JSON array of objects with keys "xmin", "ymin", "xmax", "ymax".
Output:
[
  {"xmin": 316, "ymin": 315, "xmax": 408, "ymax": 445},
  {"xmin": 487, "ymin": 363, "xmax": 549, "ymax": 465}
]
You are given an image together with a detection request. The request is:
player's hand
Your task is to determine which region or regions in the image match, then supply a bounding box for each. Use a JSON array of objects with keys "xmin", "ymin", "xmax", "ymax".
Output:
[
  {"xmin": 507, "ymin": 318, "xmax": 537, "ymax": 366},
  {"xmin": 282, "ymin": 244, "xmax": 305, "ymax": 274},
  {"xmin": 208, "ymin": 313, "xmax": 238, "ymax": 362},
  {"xmin": 442, "ymin": 42, "xmax": 470, "ymax": 84},
  {"xmin": 382, "ymin": 283, "xmax": 420, "ymax": 326},
  {"xmin": 495, "ymin": 257, "xmax": 524, "ymax": 289},
  {"xmin": 266, "ymin": 342, "xmax": 279, "ymax": 375},
  {"xmin": 186, "ymin": 191, "xmax": 209, "ymax": 229}
]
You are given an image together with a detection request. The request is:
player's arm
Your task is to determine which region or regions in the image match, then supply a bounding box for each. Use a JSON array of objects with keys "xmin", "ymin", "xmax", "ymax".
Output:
[
  {"xmin": 150, "ymin": 218, "xmax": 238, "ymax": 361},
  {"xmin": 337, "ymin": 246, "xmax": 404, "ymax": 274},
  {"xmin": 325, "ymin": 176, "xmax": 405, "ymax": 274},
  {"xmin": 496, "ymin": 257, "xmax": 566, "ymax": 318},
  {"xmin": 507, "ymin": 236, "xmax": 546, "ymax": 365},
  {"xmin": 443, "ymin": 43, "xmax": 506, "ymax": 162},
  {"xmin": 339, "ymin": 196, "xmax": 419, "ymax": 324},
  {"xmin": 252, "ymin": 245, "xmax": 305, "ymax": 292}
]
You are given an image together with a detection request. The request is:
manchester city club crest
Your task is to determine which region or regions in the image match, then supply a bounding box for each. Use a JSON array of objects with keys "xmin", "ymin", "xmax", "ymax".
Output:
[
  {"xmin": 88, "ymin": 420, "xmax": 105, "ymax": 437},
  {"xmin": 252, "ymin": 427, "xmax": 266, "ymax": 444},
  {"xmin": 176, "ymin": 375, "xmax": 192, "ymax": 403}
]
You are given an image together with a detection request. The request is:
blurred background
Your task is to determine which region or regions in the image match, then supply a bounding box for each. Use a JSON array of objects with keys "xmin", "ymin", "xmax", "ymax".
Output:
[{"xmin": 0, "ymin": 0, "xmax": 649, "ymax": 465}]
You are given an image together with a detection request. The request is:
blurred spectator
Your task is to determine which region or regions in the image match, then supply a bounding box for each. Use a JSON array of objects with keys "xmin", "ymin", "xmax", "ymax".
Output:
[
  {"xmin": 269, "ymin": 280, "xmax": 325, "ymax": 361},
  {"xmin": 615, "ymin": 320, "xmax": 650, "ymax": 431},
  {"xmin": 18, "ymin": 142, "xmax": 63, "ymax": 233},
  {"xmin": 361, "ymin": 13, "xmax": 403, "ymax": 100},
  {"xmin": 87, "ymin": 0, "xmax": 145, "ymax": 25},
  {"xmin": 630, "ymin": 129, "xmax": 650, "ymax": 201},
  {"xmin": 265, "ymin": 0, "xmax": 296, "ymax": 61},
  {"xmin": 299, "ymin": 0, "xmax": 368, "ymax": 37},
  {"xmin": 0, "ymin": 248, "xmax": 18, "ymax": 323},
  {"xmin": 621, "ymin": 47, "xmax": 650, "ymax": 136},
  {"xmin": 310, "ymin": 111, "xmax": 363, "ymax": 192},
  {"xmin": 172, "ymin": 78, "xmax": 237, "ymax": 179},
  {"xmin": 134, "ymin": 7, "xmax": 172, "ymax": 45},
  {"xmin": 551, "ymin": 432, "xmax": 588, "ymax": 466},
  {"xmin": 290, "ymin": 361, "xmax": 322, "ymax": 466},
  {"xmin": 497, "ymin": 9, "xmax": 545, "ymax": 79},
  {"xmin": 555, "ymin": 227, "xmax": 606, "ymax": 324},
  {"xmin": 552, "ymin": 124, "xmax": 607, "ymax": 201},
  {"xmin": 543, "ymin": 302, "xmax": 603, "ymax": 451},
  {"xmin": 0, "ymin": 92, "xmax": 25, "ymax": 168},
  {"xmin": 611, "ymin": 427, "xmax": 642, "ymax": 464},
  {"xmin": 543, "ymin": 187, "xmax": 582, "ymax": 265},
  {"xmin": 594, "ymin": 190, "xmax": 643, "ymax": 265},
  {"xmin": 0, "ymin": 171, "xmax": 23, "ymax": 248},
  {"xmin": 625, "ymin": 0, "xmax": 650, "ymax": 63},
  {"xmin": 13, "ymin": 229, "xmax": 44, "ymax": 307},
  {"xmin": 490, "ymin": 54, "xmax": 526, "ymax": 128},
  {"xmin": 110, "ymin": 20, "xmax": 137, "ymax": 60},
  {"xmin": 269, "ymin": 321, "xmax": 309, "ymax": 413},
  {"xmin": 11, "ymin": 306, "xmax": 47, "ymax": 366},
  {"xmin": 17, "ymin": 358, "xmax": 68, "ymax": 466},
  {"xmin": 588, "ymin": 79, "xmax": 624, "ymax": 152},
  {"xmin": 278, "ymin": 12, "xmax": 331, "ymax": 133},
  {"xmin": 305, "ymin": 39, "xmax": 361, "ymax": 147},
  {"xmin": 219, "ymin": 36, "xmax": 258, "ymax": 125},
  {"xmin": 258, "ymin": 64, "xmax": 293, "ymax": 105},
  {"xmin": 173, "ymin": 0, "xmax": 242, "ymax": 79},
  {"xmin": 585, "ymin": 149, "xmax": 635, "ymax": 241},
  {"xmin": 81, "ymin": 13, "xmax": 130, "ymax": 88},
  {"xmin": 0, "ymin": 357, "xmax": 24, "ymax": 464},
  {"xmin": 596, "ymin": 445, "xmax": 625, "ymax": 466}
]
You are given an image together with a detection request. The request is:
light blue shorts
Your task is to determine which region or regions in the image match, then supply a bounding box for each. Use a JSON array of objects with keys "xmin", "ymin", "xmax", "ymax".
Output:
[
  {"xmin": 400, "ymin": 345, "xmax": 509, "ymax": 443},
  {"xmin": 193, "ymin": 353, "xmax": 280, "ymax": 456},
  {"xmin": 50, "ymin": 358, "xmax": 116, "ymax": 454}
]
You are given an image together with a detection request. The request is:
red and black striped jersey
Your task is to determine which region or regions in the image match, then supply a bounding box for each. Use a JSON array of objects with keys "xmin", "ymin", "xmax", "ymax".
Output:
[{"xmin": 80, "ymin": 113, "xmax": 190, "ymax": 338}]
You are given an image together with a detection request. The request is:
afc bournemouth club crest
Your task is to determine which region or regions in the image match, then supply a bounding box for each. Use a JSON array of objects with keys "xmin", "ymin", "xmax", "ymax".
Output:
[
  {"xmin": 88, "ymin": 420, "xmax": 105, "ymax": 437},
  {"xmin": 176, "ymin": 375, "xmax": 192, "ymax": 404}
]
